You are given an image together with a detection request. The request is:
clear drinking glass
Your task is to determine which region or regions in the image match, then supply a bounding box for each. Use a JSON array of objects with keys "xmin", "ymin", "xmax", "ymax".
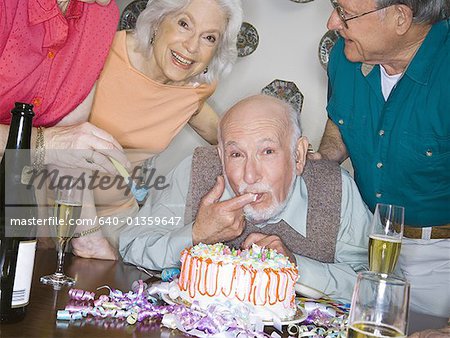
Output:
[
  {"xmin": 40, "ymin": 178, "xmax": 83, "ymax": 289},
  {"xmin": 369, "ymin": 203, "xmax": 404, "ymax": 274},
  {"xmin": 347, "ymin": 271, "xmax": 410, "ymax": 338}
]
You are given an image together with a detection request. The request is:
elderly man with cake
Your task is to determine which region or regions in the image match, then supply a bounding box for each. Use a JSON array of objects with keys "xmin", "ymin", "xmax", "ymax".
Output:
[{"xmin": 119, "ymin": 94, "xmax": 373, "ymax": 302}]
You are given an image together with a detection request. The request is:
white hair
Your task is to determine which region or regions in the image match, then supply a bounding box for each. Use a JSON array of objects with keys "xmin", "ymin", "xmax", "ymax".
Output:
[
  {"xmin": 133, "ymin": 0, "xmax": 243, "ymax": 84},
  {"xmin": 376, "ymin": 0, "xmax": 449, "ymax": 24}
]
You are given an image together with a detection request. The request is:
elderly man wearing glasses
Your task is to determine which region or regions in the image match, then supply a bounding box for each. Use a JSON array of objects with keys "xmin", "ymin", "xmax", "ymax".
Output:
[{"xmin": 310, "ymin": 0, "xmax": 450, "ymax": 327}]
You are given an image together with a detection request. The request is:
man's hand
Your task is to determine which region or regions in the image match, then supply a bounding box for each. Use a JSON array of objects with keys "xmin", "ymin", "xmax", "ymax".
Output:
[
  {"xmin": 192, "ymin": 176, "xmax": 256, "ymax": 244},
  {"xmin": 306, "ymin": 151, "xmax": 323, "ymax": 161},
  {"xmin": 316, "ymin": 119, "xmax": 349, "ymax": 163},
  {"xmin": 242, "ymin": 232, "xmax": 296, "ymax": 264},
  {"xmin": 408, "ymin": 327, "xmax": 450, "ymax": 338},
  {"xmin": 306, "ymin": 143, "xmax": 323, "ymax": 160}
]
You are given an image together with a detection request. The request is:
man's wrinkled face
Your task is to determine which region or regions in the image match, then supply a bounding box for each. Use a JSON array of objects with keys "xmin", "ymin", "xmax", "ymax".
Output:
[
  {"xmin": 327, "ymin": 0, "xmax": 397, "ymax": 65},
  {"xmin": 219, "ymin": 97, "xmax": 297, "ymax": 223}
]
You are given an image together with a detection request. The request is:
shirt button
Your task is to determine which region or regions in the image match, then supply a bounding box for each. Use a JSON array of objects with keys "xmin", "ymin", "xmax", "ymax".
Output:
[
  {"xmin": 425, "ymin": 149, "xmax": 433, "ymax": 157},
  {"xmin": 338, "ymin": 119, "xmax": 344, "ymax": 125},
  {"xmin": 32, "ymin": 97, "xmax": 42, "ymax": 107},
  {"xmin": 376, "ymin": 193, "xmax": 382, "ymax": 198},
  {"xmin": 379, "ymin": 130, "xmax": 385, "ymax": 136},
  {"xmin": 376, "ymin": 162, "xmax": 383, "ymax": 168},
  {"xmin": 47, "ymin": 50, "xmax": 55, "ymax": 59}
]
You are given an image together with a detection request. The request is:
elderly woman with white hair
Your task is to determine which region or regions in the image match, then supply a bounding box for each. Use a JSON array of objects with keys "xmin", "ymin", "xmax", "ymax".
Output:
[
  {"xmin": 71, "ymin": 0, "xmax": 243, "ymax": 259},
  {"xmin": 90, "ymin": 0, "xmax": 243, "ymax": 147}
]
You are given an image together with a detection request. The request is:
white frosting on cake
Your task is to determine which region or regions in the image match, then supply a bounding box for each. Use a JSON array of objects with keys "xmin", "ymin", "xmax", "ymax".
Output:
[{"xmin": 177, "ymin": 243, "xmax": 298, "ymax": 320}]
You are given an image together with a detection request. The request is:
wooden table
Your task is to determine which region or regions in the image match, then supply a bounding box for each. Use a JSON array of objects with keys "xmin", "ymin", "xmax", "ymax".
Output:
[
  {"xmin": 0, "ymin": 249, "xmax": 188, "ymax": 338},
  {"xmin": 3, "ymin": 249, "xmax": 444, "ymax": 337}
]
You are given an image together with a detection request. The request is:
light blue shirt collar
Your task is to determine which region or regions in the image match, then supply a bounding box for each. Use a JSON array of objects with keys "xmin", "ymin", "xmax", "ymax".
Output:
[{"xmin": 221, "ymin": 176, "xmax": 308, "ymax": 237}]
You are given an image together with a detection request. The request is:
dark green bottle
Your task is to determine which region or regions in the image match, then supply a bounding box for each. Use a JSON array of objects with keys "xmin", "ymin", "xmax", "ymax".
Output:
[{"xmin": 0, "ymin": 103, "xmax": 37, "ymax": 323}]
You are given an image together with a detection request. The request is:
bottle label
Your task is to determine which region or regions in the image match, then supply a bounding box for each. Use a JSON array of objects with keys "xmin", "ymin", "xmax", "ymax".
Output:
[
  {"xmin": 21, "ymin": 165, "xmax": 34, "ymax": 185},
  {"xmin": 12, "ymin": 240, "xmax": 37, "ymax": 308}
]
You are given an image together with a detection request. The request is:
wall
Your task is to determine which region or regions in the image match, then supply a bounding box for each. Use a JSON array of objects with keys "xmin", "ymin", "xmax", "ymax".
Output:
[
  {"xmin": 115, "ymin": 0, "xmax": 339, "ymax": 173},
  {"xmin": 212, "ymin": 0, "xmax": 332, "ymax": 150}
]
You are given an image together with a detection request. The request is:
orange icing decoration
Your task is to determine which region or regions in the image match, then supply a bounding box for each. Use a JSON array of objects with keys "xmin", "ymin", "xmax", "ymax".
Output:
[{"xmin": 177, "ymin": 244, "xmax": 298, "ymax": 318}]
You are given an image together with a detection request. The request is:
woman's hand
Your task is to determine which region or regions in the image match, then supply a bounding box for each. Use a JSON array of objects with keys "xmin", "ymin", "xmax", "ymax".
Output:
[
  {"xmin": 44, "ymin": 122, "xmax": 130, "ymax": 175},
  {"xmin": 78, "ymin": 0, "xmax": 111, "ymax": 6},
  {"xmin": 70, "ymin": 183, "xmax": 118, "ymax": 261},
  {"xmin": 72, "ymin": 236, "xmax": 118, "ymax": 260}
]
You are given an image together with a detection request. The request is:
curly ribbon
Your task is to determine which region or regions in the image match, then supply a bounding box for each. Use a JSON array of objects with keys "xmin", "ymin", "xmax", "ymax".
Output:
[
  {"xmin": 287, "ymin": 300, "xmax": 350, "ymax": 338},
  {"xmin": 161, "ymin": 268, "xmax": 180, "ymax": 282},
  {"xmin": 58, "ymin": 280, "xmax": 273, "ymax": 337},
  {"xmin": 68, "ymin": 289, "xmax": 95, "ymax": 301},
  {"xmin": 59, "ymin": 280, "xmax": 350, "ymax": 338}
]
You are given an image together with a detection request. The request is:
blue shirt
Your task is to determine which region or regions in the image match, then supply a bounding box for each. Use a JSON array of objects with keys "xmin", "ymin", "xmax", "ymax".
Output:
[{"xmin": 327, "ymin": 19, "xmax": 450, "ymax": 227}]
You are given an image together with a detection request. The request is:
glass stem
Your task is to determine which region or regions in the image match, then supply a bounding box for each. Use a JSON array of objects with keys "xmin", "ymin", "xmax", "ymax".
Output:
[{"xmin": 55, "ymin": 240, "xmax": 68, "ymax": 275}]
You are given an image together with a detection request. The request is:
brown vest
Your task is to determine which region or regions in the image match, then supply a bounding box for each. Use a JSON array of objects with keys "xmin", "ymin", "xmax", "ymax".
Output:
[{"xmin": 185, "ymin": 146, "xmax": 342, "ymax": 263}]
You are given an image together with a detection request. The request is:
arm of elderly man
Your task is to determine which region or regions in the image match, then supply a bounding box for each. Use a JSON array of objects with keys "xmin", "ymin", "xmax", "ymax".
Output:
[
  {"xmin": 309, "ymin": 118, "xmax": 349, "ymax": 163},
  {"xmin": 120, "ymin": 157, "xmax": 372, "ymax": 304},
  {"xmin": 294, "ymin": 169, "xmax": 371, "ymax": 302},
  {"xmin": 409, "ymin": 327, "xmax": 450, "ymax": 338}
]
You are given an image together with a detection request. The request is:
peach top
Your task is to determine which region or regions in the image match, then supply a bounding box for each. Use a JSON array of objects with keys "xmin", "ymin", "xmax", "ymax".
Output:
[
  {"xmin": 88, "ymin": 31, "xmax": 215, "ymax": 247},
  {"xmin": 89, "ymin": 30, "xmax": 216, "ymax": 152}
]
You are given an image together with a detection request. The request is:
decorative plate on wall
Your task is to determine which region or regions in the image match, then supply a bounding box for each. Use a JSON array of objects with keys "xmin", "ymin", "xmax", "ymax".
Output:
[
  {"xmin": 119, "ymin": 0, "xmax": 148, "ymax": 31},
  {"xmin": 261, "ymin": 79, "xmax": 304, "ymax": 114},
  {"xmin": 237, "ymin": 22, "xmax": 259, "ymax": 57},
  {"xmin": 318, "ymin": 30, "xmax": 340, "ymax": 70}
]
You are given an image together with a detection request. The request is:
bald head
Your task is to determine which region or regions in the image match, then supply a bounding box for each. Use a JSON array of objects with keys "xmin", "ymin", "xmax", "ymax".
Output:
[{"xmin": 219, "ymin": 95, "xmax": 301, "ymax": 152}]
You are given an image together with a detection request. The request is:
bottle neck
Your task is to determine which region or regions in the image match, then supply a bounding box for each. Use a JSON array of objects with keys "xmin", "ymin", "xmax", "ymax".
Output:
[
  {"xmin": 5, "ymin": 115, "xmax": 33, "ymax": 150},
  {"xmin": 0, "ymin": 103, "xmax": 37, "ymax": 240}
]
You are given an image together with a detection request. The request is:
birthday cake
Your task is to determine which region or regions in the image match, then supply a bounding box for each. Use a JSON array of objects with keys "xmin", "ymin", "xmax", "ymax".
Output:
[{"xmin": 177, "ymin": 243, "xmax": 298, "ymax": 320}]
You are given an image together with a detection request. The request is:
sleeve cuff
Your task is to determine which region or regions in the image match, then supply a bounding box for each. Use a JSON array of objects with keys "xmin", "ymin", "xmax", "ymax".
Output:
[{"xmin": 294, "ymin": 253, "xmax": 329, "ymax": 292}]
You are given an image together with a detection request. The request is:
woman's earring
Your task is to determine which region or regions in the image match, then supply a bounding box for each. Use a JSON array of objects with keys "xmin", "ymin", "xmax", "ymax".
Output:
[
  {"xmin": 150, "ymin": 31, "xmax": 156, "ymax": 45},
  {"xmin": 203, "ymin": 67, "xmax": 208, "ymax": 74}
]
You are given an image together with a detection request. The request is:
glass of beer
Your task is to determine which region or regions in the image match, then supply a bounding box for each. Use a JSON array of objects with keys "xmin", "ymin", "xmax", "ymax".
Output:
[
  {"xmin": 369, "ymin": 203, "xmax": 404, "ymax": 274},
  {"xmin": 40, "ymin": 177, "xmax": 83, "ymax": 289},
  {"xmin": 348, "ymin": 271, "xmax": 410, "ymax": 338}
]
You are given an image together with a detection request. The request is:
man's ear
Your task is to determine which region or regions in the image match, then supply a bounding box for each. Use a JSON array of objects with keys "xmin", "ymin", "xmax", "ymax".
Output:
[
  {"xmin": 217, "ymin": 145, "xmax": 227, "ymax": 173},
  {"xmin": 394, "ymin": 4, "xmax": 413, "ymax": 35},
  {"xmin": 295, "ymin": 136, "xmax": 309, "ymax": 175},
  {"xmin": 217, "ymin": 145, "xmax": 223, "ymax": 162}
]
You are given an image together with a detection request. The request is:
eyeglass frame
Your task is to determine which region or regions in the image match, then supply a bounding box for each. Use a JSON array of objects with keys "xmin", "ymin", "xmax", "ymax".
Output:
[{"xmin": 330, "ymin": 0, "xmax": 391, "ymax": 29}]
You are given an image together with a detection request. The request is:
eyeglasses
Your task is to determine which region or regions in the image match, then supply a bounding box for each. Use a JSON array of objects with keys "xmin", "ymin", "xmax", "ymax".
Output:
[{"xmin": 330, "ymin": 0, "xmax": 390, "ymax": 29}]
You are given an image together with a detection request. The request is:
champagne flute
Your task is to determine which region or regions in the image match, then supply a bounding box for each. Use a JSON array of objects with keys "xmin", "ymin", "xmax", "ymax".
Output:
[
  {"xmin": 369, "ymin": 203, "xmax": 404, "ymax": 274},
  {"xmin": 40, "ymin": 178, "xmax": 83, "ymax": 289},
  {"xmin": 348, "ymin": 271, "xmax": 410, "ymax": 338}
]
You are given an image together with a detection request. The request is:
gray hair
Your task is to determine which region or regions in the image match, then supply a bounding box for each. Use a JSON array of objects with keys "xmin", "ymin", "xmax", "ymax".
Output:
[
  {"xmin": 133, "ymin": 0, "xmax": 243, "ymax": 84},
  {"xmin": 375, "ymin": 0, "xmax": 449, "ymax": 24},
  {"xmin": 281, "ymin": 97, "xmax": 303, "ymax": 155}
]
